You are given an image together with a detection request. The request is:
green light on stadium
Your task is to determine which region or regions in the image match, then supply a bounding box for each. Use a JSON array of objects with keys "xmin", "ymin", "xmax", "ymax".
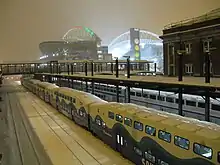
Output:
[{"xmin": 84, "ymin": 27, "xmax": 94, "ymax": 36}]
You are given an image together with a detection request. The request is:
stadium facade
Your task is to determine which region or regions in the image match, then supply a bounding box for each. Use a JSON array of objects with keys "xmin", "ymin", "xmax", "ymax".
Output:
[
  {"xmin": 39, "ymin": 27, "xmax": 163, "ymax": 72},
  {"xmin": 39, "ymin": 26, "xmax": 104, "ymax": 61},
  {"xmin": 108, "ymin": 28, "xmax": 163, "ymax": 72}
]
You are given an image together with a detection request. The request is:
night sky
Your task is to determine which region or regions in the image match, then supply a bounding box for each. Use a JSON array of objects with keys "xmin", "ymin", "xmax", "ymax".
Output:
[{"xmin": 0, "ymin": 0, "xmax": 220, "ymax": 61}]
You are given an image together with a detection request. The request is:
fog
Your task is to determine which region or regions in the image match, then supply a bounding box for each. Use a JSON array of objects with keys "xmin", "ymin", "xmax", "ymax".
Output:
[{"xmin": 0, "ymin": 0, "xmax": 219, "ymax": 61}]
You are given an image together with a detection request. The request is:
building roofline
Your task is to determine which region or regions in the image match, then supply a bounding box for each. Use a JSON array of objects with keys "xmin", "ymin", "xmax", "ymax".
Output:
[{"xmin": 164, "ymin": 8, "xmax": 220, "ymax": 30}]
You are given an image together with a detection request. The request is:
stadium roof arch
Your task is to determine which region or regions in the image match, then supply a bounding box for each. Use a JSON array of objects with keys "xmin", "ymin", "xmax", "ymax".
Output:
[
  {"xmin": 39, "ymin": 26, "xmax": 101, "ymax": 60},
  {"xmin": 62, "ymin": 26, "xmax": 101, "ymax": 43},
  {"xmin": 108, "ymin": 29, "xmax": 163, "ymax": 72}
]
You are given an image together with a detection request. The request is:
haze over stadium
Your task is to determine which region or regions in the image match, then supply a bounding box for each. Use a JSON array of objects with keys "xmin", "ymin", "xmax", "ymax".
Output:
[{"xmin": 0, "ymin": 0, "xmax": 220, "ymax": 61}]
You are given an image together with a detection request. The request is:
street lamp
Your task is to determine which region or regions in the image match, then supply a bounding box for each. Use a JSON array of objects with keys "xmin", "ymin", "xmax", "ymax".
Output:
[
  {"xmin": 113, "ymin": 57, "xmax": 119, "ymax": 78},
  {"xmin": 123, "ymin": 56, "xmax": 130, "ymax": 78},
  {"xmin": 177, "ymin": 49, "xmax": 186, "ymax": 82},
  {"xmin": 204, "ymin": 47, "xmax": 216, "ymax": 83}
]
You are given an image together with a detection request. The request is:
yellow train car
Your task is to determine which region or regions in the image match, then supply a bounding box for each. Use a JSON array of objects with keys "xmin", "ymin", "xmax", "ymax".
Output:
[
  {"xmin": 89, "ymin": 103, "xmax": 220, "ymax": 165},
  {"xmin": 28, "ymin": 79, "xmax": 41, "ymax": 94},
  {"xmin": 21, "ymin": 77, "xmax": 31, "ymax": 88},
  {"xmin": 36, "ymin": 81, "xmax": 58, "ymax": 101},
  {"xmin": 44, "ymin": 83, "xmax": 59, "ymax": 103},
  {"xmin": 55, "ymin": 87, "xmax": 106, "ymax": 128}
]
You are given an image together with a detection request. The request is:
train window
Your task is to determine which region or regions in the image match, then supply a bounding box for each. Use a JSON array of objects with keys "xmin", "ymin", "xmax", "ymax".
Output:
[
  {"xmin": 71, "ymin": 97, "xmax": 76, "ymax": 103},
  {"xmin": 116, "ymin": 114, "xmax": 123, "ymax": 123},
  {"xmin": 175, "ymin": 99, "xmax": 184, "ymax": 104},
  {"xmin": 186, "ymin": 100, "xmax": 196, "ymax": 107},
  {"xmin": 130, "ymin": 92, "xmax": 135, "ymax": 96},
  {"xmin": 143, "ymin": 93, "xmax": 148, "ymax": 98},
  {"xmin": 108, "ymin": 111, "xmax": 114, "ymax": 119},
  {"xmin": 158, "ymin": 96, "xmax": 165, "ymax": 101},
  {"xmin": 166, "ymin": 97, "xmax": 174, "ymax": 103},
  {"xmin": 212, "ymin": 104, "xmax": 220, "ymax": 111},
  {"xmin": 193, "ymin": 143, "xmax": 212, "ymax": 159},
  {"xmin": 136, "ymin": 92, "xmax": 141, "ymax": 97},
  {"xmin": 95, "ymin": 118, "xmax": 101, "ymax": 126},
  {"xmin": 198, "ymin": 102, "xmax": 205, "ymax": 108},
  {"xmin": 174, "ymin": 136, "xmax": 189, "ymax": 150},
  {"xmin": 149, "ymin": 95, "xmax": 156, "ymax": 100},
  {"xmin": 134, "ymin": 121, "xmax": 143, "ymax": 131},
  {"xmin": 124, "ymin": 117, "xmax": 132, "ymax": 127},
  {"xmin": 158, "ymin": 130, "xmax": 171, "ymax": 143},
  {"xmin": 218, "ymin": 152, "xmax": 220, "ymax": 163},
  {"xmin": 79, "ymin": 110, "xmax": 86, "ymax": 117},
  {"xmin": 145, "ymin": 125, "xmax": 156, "ymax": 136}
]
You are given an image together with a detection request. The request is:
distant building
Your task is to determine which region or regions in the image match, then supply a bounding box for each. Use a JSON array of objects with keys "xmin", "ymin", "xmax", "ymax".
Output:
[
  {"xmin": 39, "ymin": 26, "xmax": 101, "ymax": 61},
  {"xmin": 108, "ymin": 28, "xmax": 163, "ymax": 72},
  {"xmin": 97, "ymin": 46, "xmax": 112, "ymax": 60},
  {"xmin": 160, "ymin": 8, "xmax": 220, "ymax": 77}
]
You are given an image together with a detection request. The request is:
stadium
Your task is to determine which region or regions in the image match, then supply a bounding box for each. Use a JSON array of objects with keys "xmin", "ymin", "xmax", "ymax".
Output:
[
  {"xmin": 39, "ymin": 27, "xmax": 163, "ymax": 72},
  {"xmin": 108, "ymin": 29, "xmax": 163, "ymax": 72},
  {"xmin": 39, "ymin": 26, "xmax": 101, "ymax": 60}
]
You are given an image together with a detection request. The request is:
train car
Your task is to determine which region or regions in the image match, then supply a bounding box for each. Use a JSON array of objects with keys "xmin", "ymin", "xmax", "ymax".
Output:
[
  {"xmin": 29, "ymin": 79, "xmax": 41, "ymax": 94},
  {"xmin": 89, "ymin": 103, "xmax": 220, "ymax": 165},
  {"xmin": 64, "ymin": 79, "xmax": 220, "ymax": 124},
  {"xmin": 44, "ymin": 84, "xmax": 59, "ymax": 103},
  {"xmin": 21, "ymin": 77, "xmax": 31, "ymax": 87},
  {"xmin": 36, "ymin": 81, "xmax": 57, "ymax": 101},
  {"xmin": 89, "ymin": 102, "xmax": 127, "ymax": 147},
  {"xmin": 21, "ymin": 78, "xmax": 220, "ymax": 165},
  {"xmin": 55, "ymin": 87, "xmax": 106, "ymax": 128}
]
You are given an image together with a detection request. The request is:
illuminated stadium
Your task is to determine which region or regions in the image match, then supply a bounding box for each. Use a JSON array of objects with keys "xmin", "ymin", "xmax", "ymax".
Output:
[
  {"xmin": 39, "ymin": 26, "xmax": 101, "ymax": 60},
  {"xmin": 108, "ymin": 29, "xmax": 163, "ymax": 72}
]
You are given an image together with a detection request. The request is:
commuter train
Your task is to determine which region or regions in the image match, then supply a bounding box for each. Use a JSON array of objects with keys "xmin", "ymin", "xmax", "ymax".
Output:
[
  {"xmin": 21, "ymin": 76, "xmax": 220, "ymax": 165},
  {"xmin": 56, "ymin": 78, "xmax": 220, "ymax": 124}
]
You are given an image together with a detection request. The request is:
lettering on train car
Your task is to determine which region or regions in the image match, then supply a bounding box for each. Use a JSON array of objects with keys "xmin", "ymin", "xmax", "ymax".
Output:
[
  {"xmin": 142, "ymin": 158, "xmax": 169, "ymax": 165},
  {"xmin": 142, "ymin": 159, "xmax": 154, "ymax": 165}
]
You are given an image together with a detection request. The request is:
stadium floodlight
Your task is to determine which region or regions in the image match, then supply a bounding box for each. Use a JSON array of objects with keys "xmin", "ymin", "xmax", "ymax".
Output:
[{"xmin": 84, "ymin": 27, "xmax": 94, "ymax": 36}]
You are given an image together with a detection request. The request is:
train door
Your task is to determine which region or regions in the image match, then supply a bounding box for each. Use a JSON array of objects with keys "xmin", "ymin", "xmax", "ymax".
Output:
[
  {"xmin": 87, "ymin": 113, "xmax": 91, "ymax": 131},
  {"xmin": 116, "ymin": 131, "xmax": 124, "ymax": 153}
]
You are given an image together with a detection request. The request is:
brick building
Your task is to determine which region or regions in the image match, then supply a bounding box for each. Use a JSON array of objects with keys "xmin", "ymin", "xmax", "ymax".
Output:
[{"xmin": 160, "ymin": 8, "xmax": 220, "ymax": 77}]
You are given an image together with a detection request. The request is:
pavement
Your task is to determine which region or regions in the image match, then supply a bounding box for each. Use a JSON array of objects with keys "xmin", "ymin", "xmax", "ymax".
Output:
[{"xmin": 0, "ymin": 82, "xmax": 52, "ymax": 165}]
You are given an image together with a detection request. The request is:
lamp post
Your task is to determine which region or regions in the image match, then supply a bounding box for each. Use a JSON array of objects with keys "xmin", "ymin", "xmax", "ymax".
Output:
[
  {"xmin": 113, "ymin": 57, "xmax": 119, "ymax": 78},
  {"xmin": 177, "ymin": 42, "xmax": 186, "ymax": 82},
  {"xmin": 123, "ymin": 56, "xmax": 130, "ymax": 78},
  {"xmin": 204, "ymin": 42, "xmax": 216, "ymax": 83},
  {"xmin": 176, "ymin": 42, "xmax": 186, "ymax": 116}
]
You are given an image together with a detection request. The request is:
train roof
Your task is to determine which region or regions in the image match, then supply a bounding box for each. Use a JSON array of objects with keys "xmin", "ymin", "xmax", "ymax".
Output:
[
  {"xmin": 58, "ymin": 87, "xmax": 106, "ymax": 104},
  {"xmin": 38, "ymin": 82, "xmax": 59, "ymax": 89},
  {"xmin": 29, "ymin": 79, "xmax": 41, "ymax": 84},
  {"xmin": 112, "ymin": 103, "xmax": 220, "ymax": 140},
  {"xmin": 131, "ymin": 87, "xmax": 220, "ymax": 104}
]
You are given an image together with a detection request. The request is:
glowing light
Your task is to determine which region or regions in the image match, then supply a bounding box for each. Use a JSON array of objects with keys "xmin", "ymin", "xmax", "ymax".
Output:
[
  {"xmin": 84, "ymin": 27, "xmax": 94, "ymax": 36},
  {"xmin": 135, "ymin": 45, "xmax": 140, "ymax": 51}
]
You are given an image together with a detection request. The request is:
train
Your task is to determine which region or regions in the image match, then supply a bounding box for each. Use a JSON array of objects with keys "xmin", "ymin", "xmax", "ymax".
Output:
[
  {"xmin": 21, "ymin": 76, "xmax": 220, "ymax": 165},
  {"xmin": 55, "ymin": 78, "xmax": 220, "ymax": 124}
]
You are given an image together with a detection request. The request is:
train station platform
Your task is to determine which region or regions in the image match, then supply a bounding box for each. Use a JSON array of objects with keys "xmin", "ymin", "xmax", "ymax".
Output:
[{"xmin": 0, "ymin": 78, "xmax": 133, "ymax": 165}]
